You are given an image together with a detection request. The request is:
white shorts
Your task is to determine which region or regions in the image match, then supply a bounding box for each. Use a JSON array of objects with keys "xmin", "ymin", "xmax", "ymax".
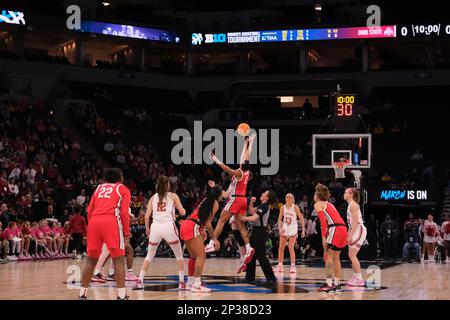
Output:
[
  {"xmin": 281, "ymin": 222, "xmax": 298, "ymax": 238},
  {"xmin": 148, "ymin": 221, "xmax": 180, "ymax": 246},
  {"xmin": 348, "ymin": 224, "xmax": 367, "ymax": 248}
]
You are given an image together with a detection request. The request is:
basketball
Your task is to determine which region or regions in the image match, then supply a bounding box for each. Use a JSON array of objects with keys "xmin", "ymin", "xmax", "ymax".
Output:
[{"xmin": 237, "ymin": 123, "xmax": 250, "ymax": 136}]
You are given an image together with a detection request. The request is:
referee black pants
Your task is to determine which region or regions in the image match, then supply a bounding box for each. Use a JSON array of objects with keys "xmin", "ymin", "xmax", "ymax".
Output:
[{"xmin": 245, "ymin": 227, "xmax": 277, "ymax": 282}]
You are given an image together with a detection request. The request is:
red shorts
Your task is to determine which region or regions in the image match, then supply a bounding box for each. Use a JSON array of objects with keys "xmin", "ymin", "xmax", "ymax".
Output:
[
  {"xmin": 326, "ymin": 225, "xmax": 348, "ymax": 251},
  {"xmin": 87, "ymin": 216, "xmax": 125, "ymax": 258},
  {"xmin": 223, "ymin": 196, "xmax": 247, "ymax": 215},
  {"xmin": 179, "ymin": 220, "xmax": 201, "ymax": 241}
]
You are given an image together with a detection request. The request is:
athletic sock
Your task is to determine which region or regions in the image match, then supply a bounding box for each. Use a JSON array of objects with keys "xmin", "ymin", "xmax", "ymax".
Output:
[
  {"xmin": 194, "ymin": 277, "xmax": 201, "ymax": 287},
  {"xmin": 334, "ymin": 278, "xmax": 340, "ymax": 286},
  {"xmin": 188, "ymin": 258, "xmax": 195, "ymax": 276},
  {"xmin": 326, "ymin": 278, "xmax": 333, "ymax": 287},
  {"xmin": 79, "ymin": 287, "xmax": 88, "ymax": 297},
  {"xmin": 117, "ymin": 288, "xmax": 126, "ymax": 299},
  {"xmin": 245, "ymin": 243, "xmax": 252, "ymax": 252},
  {"xmin": 139, "ymin": 270, "xmax": 146, "ymax": 282},
  {"xmin": 178, "ymin": 271, "xmax": 185, "ymax": 282},
  {"xmin": 354, "ymin": 273, "xmax": 362, "ymax": 280},
  {"xmin": 127, "ymin": 268, "xmax": 133, "ymax": 274},
  {"xmin": 187, "ymin": 276, "xmax": 194, "ymax": 285},
  {"xmin": 108, "ymin": 268, "xmax": 115, "ymax": 276}
]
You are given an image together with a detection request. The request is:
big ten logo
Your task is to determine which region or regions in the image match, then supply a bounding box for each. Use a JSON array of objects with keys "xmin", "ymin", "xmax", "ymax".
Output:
[
  {"xmin": 366, "ymin": 265, "xmax": 381, "ymax": 289},
  {"xmin": 66, "ymin": 265, "xmax": 81, "ymax": 289},
  {"xmin": 366, "ymin": 5, "xmax": 381, "ymax": 27},
  {"xmin": 204, "ymin": 33, "xmax": 226, "ymax": 44}
]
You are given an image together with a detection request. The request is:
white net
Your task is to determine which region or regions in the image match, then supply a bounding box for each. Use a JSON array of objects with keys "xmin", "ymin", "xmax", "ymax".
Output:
[{"xmin": 332, "ymin": 161, "xmax": 347, "ymax": 179}]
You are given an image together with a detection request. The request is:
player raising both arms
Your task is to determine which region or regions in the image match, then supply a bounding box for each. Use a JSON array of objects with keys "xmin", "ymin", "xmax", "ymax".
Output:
[
  {"xmin": 179, "ymin": 182, "xmax": 223, "ymax": 293},
  {"xmin": 137, "ymin": 175, "xmax": 186, "ymax": 289},
  {"xmin": 274, "ymin": 193, "xmax": 306, "ymax": 274},
  {"xmin": 79, "ymin": 168, "xmax": 131, "ymax": 300},
  {"xmin": 344, "ymin": 188, "xmax": 367, "ymax": 287},
  {"xmin": 314, "ymin": 183, "xmax": 348, "ymax": 294},
  {"xmin": 208, "ymin": 133, "xmax": 256, "ymax": 272}
]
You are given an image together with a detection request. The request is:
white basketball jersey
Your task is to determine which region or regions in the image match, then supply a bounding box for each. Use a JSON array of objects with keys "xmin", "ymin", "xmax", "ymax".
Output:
[
  {"xmin": 346, "ymin": 201, "xmax": 363, "ymax": 228},
  {"xmin": 283, "ymin": 204, "xmax": 297, "ymax": 225},
  {"xmin": 152, "ymin": 193, "xmax": 175, "ymax": 223}
]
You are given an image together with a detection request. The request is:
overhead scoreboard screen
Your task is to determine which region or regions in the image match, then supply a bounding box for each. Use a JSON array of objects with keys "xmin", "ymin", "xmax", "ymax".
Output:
[
  {"xmin": 79, "ymin": 21, "xmax": 180, "ymax": 43},
  {"xmin": 192, "ymin": 25, "xmax": 396, "ymax": 45},
  {"xmin": 334, "ymin": 94, "xmax": 358, "ymax": 117}
]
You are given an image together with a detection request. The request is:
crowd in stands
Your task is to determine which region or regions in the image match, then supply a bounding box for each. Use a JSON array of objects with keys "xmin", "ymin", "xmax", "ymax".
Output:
[{"xmin": 1, "ymin": 95, "xmax": 448, "ymax": 265}]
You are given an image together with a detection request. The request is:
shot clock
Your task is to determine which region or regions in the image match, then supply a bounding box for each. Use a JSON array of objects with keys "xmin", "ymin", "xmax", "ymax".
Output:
[{"xmin": 334, "ymin": 94, "xmax": 358, "ymax": 117}]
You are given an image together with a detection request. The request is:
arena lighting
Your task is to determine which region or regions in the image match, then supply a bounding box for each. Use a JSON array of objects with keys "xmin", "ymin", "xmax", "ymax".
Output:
[
  {"xmin": 279, "ymin": 96, "xmax": 294, "ymax": 103},
  {"xmin": 102, "ymin": 2, "xmax": 110, "ymax": 6},
  {"xmin": 315, "ymin": 4, "xmax": 322, "ymax": 11}
]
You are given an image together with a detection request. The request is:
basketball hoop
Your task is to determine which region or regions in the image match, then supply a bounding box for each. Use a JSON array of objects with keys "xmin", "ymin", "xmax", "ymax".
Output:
[{"xmin": 332, "ymin": 161, "xmax": 349, "ymax": 179}]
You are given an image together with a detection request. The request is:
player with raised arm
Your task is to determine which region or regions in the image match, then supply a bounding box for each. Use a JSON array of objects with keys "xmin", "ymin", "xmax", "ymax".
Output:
[
  {"xmin": 137, "ymin": 175, "xmax": 186, "ymax": 289},
  {"xmin": 274, "ymin": 193, "xmax": 306, "ymax": 274},
  {"xmin": 314, "ymin": 184, "xmax": 348, "ymax": 294},
  {"xmin": 179, "ymin": 182, "xmax": 223, "ymax": 293},
  {"xmin": 79, "ymin": 168, "xmax": 131, "ymax": 300},
  {"xmin": 344, "ymin": 188, "xmax": 367, "ymax": 287},
  {"xmin": 208, "ymin": 133, "xmax": 256, "ymax": 273}
]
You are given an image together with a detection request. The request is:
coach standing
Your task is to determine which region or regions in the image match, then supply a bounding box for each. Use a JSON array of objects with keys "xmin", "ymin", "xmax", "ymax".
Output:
[{"xmin": 240, "ymin": 190, "xmax": 277, "ymax": 285}]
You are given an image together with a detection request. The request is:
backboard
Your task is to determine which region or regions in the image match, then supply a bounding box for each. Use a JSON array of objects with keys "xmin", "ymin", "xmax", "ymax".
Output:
[{"xmin": 312, "ymin": 133, "xmax": 372, "ymax": 169}]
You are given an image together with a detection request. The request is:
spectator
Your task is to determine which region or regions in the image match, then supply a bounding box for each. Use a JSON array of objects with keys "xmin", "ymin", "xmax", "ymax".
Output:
[
  {"xmin": 104, "ymin": 140, "xmax": 114, "ymax": 153},
  {"xmin": 410, "ymin": 148, "xmax": 423, "ymax": 161},
  {"xmin": 421, "ymin": 214, "xmax": 439, "ymax": 263},
  {"xmin": 390, "ymin": 124, "xmax": 401, "ymax": 135},
  {"xmin": 373, "ymin": 123, "xmax": 384, "ymax": 135},
  {"xmin": 0, "ymin": 221, "xmax": 10, "ymax": 263},
  {"xmin": 0, "ymin": 203, "xmax": 10, "ymax": 227},
  {"xmin": 302, "ymin": 99, "xmax": 313, "ymax": 118},
  {"xmin": 402, "ymin": 215, "xmax": 421, "ymax": 262},
  {"xmin": 380, "ymin": 215, "xmax": 398, "ymax": 261},
  {"xmin": 76, "ymin": 189, "xmax": 86, "ymax": 206},
  {"xmin": 68, "ymin": 205, "xmax": 87, "ymax": 256},
  {"xmin": 381, "ymin": 172, "xmax": 392, "ymax": 183},
  {"xmin": 24, "ymin": 164, "xmax": 37, "ymax": 186},
  {"xmin": 7, "ymin": 178, "xmax": 19, "ymax": 197},
  {"xmin": 441, "ymin": 214, "xmax": 450, "ymax": 263}
]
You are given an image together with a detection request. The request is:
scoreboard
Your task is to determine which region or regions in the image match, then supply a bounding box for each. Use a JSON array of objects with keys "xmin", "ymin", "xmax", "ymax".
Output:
[{"xmin": 334, "ymin": 94, "xmax": 358, "ymax": 118}]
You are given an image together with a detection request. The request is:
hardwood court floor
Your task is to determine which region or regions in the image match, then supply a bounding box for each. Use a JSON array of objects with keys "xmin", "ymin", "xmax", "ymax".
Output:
[{"xmin": 0, "ymin": 257, "xmax": 448, "ymax": 300}]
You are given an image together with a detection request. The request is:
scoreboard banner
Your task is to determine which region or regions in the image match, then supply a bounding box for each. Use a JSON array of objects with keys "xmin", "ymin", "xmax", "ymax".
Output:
[
  {"xmin": 192, "ymin": 25, "xmax": 396, "ymax": 45},
  {"xmin": 80, "ymin": 21, "xmax": 180, "ymax": 43},
  {"xmin": 367, "ymin": 186, "xmax": 435, "ymax": 205}
]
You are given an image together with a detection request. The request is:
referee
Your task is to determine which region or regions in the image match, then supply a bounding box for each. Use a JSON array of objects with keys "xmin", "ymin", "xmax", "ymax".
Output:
[{"xmin": 240, "ymin": 190, "xmax": 277, "ymax": 285}]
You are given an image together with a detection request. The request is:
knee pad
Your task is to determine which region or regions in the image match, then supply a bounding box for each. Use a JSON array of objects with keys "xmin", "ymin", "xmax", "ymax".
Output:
[{"xmin": 233, "ymin": 230, "xmax": 245, "ymax": 247}]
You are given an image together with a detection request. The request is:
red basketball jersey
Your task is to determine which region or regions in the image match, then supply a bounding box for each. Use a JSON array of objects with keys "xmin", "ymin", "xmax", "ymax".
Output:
[
  {"xmin": 318, "ymin": 202, "xmax": 345, "ymax": 237},
  {"xmin": 228, "ymin": 169, "xmax": 250, "ymax": 196},
  {"xmin": 87, "ymin": 183, "xmax": 131, "ymax": 236}
]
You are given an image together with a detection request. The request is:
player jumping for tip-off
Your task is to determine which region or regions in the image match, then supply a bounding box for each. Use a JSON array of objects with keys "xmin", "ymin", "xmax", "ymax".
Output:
[{"xmin": 207, "ymin": 133, "xmax": 256, "ymax": 273}]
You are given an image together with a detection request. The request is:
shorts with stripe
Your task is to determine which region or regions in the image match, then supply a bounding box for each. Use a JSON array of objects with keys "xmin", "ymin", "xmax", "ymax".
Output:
[
  {"xmin": 87, "ymin": 216, "xmax": 125, "ymax": 258},
  {"xmin": 348, "ymin": 224, "xmax": 367, "ymax": 249},
  {"xmin": 326, "ymin": 225, "xmax": 348, "ymax": 251},
  {"xmin": 224, "ymin": 196, "xmax": 248, "ymax": 215},
  {"xmin": 281, "ymin": 222, "xmax": 298, "ymax": 238},
  {"xmin": 179, "ymin": 220, "xmax": 201, "ymax": 241},
  {"xmin": 148, "ymin": 221, "xmax": 180, "ymax": 246}
]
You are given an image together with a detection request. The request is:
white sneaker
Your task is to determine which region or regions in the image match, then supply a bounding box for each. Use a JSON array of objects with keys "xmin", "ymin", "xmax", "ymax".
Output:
[
  {"xmin": 191, "ymin": 284, "xmax": 211, "ymax": 293},
  {"xmin": 8, "ymin": 255, "xmax": 18, "ymax": 261},
  {"xmin": 204, "ymin": 243, "xmax": 215, "ymax": 253}
]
